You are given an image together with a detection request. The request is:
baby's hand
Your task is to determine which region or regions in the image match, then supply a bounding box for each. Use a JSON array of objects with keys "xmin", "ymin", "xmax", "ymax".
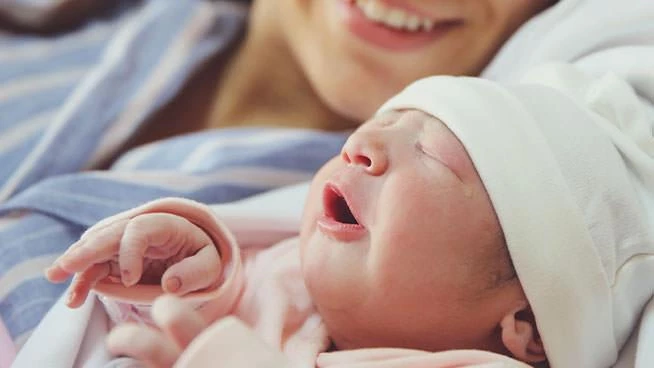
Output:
[
  {"xmin": 108, "ymin": 296, "xmax": 290, "ymax": 368},
  {"xmin": 45, "ymin": 213, "xmax": 222, "ymax": 308},
  {"xmin": 107, "ymin": 294, "xmax": 208, "ymax": 368}
]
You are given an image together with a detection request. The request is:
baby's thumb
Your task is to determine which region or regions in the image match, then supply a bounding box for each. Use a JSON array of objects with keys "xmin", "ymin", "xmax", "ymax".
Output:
[{"xmin": 161, "ymin": 245, "xmax": 222, "ymax": 295}]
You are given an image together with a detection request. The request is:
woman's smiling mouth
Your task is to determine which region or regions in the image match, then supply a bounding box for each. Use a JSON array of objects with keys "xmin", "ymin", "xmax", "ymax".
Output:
[{"xmin": 338, "ymin": 0, "xmax": 463, "ymax": 51}]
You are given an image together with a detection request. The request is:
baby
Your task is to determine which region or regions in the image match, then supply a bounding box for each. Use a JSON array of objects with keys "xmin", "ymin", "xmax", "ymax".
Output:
[{"xmin": 45, "ymin": 70, "xmax": 654, "ymax": 368}]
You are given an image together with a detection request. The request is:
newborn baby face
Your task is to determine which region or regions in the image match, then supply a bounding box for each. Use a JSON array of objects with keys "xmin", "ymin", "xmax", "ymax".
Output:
[{"xmin": 300, "ymin": 110, "xmax": 524, "ymax": 353}]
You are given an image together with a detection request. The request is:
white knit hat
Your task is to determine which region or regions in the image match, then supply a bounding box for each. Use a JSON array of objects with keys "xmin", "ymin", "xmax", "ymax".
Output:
[{"xmin": 377, "ymin": 68, "xmax": 654, "ymax": 368}]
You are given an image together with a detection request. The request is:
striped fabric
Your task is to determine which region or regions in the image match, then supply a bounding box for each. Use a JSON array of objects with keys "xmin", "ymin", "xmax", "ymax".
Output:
[{"xmin": 0, "ymin": 0, "xmax": 348, "ymax": 346}]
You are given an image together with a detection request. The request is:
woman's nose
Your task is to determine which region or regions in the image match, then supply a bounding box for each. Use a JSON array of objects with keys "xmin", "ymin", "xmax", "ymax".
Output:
[{"xmin": 340, "ymin": 130, "xmax": 388, "ymax": 175}]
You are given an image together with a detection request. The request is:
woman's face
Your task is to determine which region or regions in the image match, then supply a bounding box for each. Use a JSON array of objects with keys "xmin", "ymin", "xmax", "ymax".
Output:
[{"xmin": 259, "ymin": 0, "xmax": 553, "ymax": 121}]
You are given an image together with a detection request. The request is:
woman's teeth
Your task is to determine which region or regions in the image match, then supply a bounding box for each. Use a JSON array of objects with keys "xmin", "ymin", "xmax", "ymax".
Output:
[{"xmin": 354, "ymin": 0, "xmax": 435, "ymax": 32}]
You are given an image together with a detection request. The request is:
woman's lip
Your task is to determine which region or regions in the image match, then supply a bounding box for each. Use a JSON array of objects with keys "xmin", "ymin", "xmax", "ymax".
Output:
[
  {"xmin": 317, "ymin": 214, "xmax": 367, "ymax": 242},
  {"xmin": 338, "ymin": 0, "xmax": 461, "ymax": 52}
]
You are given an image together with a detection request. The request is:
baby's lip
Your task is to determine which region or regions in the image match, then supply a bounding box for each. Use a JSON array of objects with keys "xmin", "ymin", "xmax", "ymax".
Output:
[
  {"xmin": 318, "ymin": 181, "xmax": 367, "ymax": 242},
  {"xmin": 317, "ymin": 181, "xmax": 367, "ymax": 243},
  {"xmin": 323, "ymin": 182, "xmax": 363, "ymax": 227}
]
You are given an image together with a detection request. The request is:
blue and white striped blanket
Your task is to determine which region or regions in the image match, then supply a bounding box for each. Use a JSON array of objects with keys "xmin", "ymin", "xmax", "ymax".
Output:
[{"xmin": 0, "ymin": 0, "xmax": 348, "ymax": 346}]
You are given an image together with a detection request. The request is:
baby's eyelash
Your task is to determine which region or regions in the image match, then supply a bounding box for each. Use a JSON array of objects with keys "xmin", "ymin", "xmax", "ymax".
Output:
[
  {"xmin": 416, "ymin": 142, "xmax": 448, "ymax": 169},
  {"xmin": 416, "ymin": 141, "xmax": 434, "ymax": 157},
  {"xmin": 416, "ymin": 141, "xmax": 463, "ymax": 182}
]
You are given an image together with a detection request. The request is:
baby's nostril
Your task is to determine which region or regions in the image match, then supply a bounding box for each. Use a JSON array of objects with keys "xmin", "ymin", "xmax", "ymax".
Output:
[
  {"xmin": 354, "ymin": 155, "xmax": 372, "ymax": 167},
  {"xmin": 341, "ymin": 150, "xmax": 352, "ymax": 164}
]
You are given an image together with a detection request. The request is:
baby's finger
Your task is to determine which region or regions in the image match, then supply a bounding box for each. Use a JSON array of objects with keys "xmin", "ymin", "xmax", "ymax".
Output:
[
  {"xmin": 56, "ymin": 219, "xmax": 129, "ymax": 273},
  {"xmin": 44, "ymin": 264, "xmax": 73, "ymax": 283},
  {"xmin": 107, "ymin": 323, "xmax": 180, "ymax": 368},
  {"xmin": 118, "ymin": 214, "xmax": 174, "ymax": 287},
  {"xmin": 161, "ymin": 245, "xmax": 221, "ymax": 295},
  {"xmin": 151, "ymin": 294, "xmax": 207, "ymax": 349},
  {"xmin": 66, "ymin": 263, "xmax": 111, "ymax": 308},
  {"xmin": 119, "ymin": 214, "xmax": 212, "ymax": 287},
  {"xmin": 45, "ymin": 238, "xmax": 93, "ymax": 282}
]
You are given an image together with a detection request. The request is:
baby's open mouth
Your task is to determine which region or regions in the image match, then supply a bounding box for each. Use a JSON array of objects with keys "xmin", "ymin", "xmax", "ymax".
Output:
[{"xmin": 324, "ymin": 185, "xmax": 359, "ymax": 225}]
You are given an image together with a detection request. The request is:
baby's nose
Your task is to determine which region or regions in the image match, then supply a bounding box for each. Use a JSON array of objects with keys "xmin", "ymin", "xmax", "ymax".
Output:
[{"xmin": 341, "ymin": 131, "xmax": 388, "ymax": 176}]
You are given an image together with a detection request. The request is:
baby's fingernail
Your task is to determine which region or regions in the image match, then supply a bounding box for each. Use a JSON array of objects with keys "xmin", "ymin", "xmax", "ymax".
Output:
[
  {"xmin": 67, "ymin": 292, "xmax": 76, "ymax": 305},
  {"xmin": 164, "ymin": 277, "xmax": 181, "ymax": 293},
  {"xmin": 121, "ymin": 269, "xmax": 133, "ymax": 287}
]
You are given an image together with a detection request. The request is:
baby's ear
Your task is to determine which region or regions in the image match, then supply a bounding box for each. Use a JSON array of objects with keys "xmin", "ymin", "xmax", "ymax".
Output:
[{"xmin": 499, "ymin": 302, "xmax": 546, "ymax": 363}]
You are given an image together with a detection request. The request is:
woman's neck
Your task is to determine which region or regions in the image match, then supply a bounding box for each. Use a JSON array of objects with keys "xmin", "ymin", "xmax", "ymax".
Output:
[{"xmin": 207, "ymin": 14, "xmax": 356, "ymax": 131}]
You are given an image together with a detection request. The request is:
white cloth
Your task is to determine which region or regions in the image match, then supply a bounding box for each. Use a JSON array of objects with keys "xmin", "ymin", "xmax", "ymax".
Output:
[
  {"xmin": 379, "ymin": 64, "xmax": 654, "ymax": 368},
  {"xmin": 483, "ymin": 0, "xmax": 654, "ymax": 88},
  {"xmin": 11, "ymin": 293, "xmax": 112, "ymax": 368}
]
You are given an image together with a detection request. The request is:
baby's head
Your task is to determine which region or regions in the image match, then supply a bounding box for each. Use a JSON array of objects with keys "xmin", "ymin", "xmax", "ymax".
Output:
[
  {"xmin": 300, "ymin": 74, "xmax": 654, "ymax": 367},
  {"xmin": 299, "ymin": 109, "xmax": 539, "ymax": 360}
]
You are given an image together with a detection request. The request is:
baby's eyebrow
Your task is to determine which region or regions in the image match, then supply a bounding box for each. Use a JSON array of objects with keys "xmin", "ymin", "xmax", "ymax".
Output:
[{"xmin": 373, "ymin": 109, "xmax": 404, "ymax": 126}]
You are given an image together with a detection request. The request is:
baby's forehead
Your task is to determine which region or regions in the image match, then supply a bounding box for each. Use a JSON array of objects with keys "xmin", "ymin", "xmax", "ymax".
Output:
[
  {"xmin": 373, "ymin": 108, "xmax": 444, "ymax": 125},
  {"xmin": 373, "ymin": 109, "xmax": 462, "ymax": 139}
]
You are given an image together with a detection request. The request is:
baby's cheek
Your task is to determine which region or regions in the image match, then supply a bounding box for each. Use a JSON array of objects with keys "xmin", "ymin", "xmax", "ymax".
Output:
[
  {"xmin": 299, "ymin": 240, "xmax": 329, "ymax": 307},
  {"xmin": 301, "ymin": 234, "xmax": 370, "ymax": 311},
  {"xmin": 298, "ymin": 209, "xmax": 320, "ymax": 269},
  {"xmin": 299, "ymin": 160, "xmax": 337, "ymax": 242}
]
